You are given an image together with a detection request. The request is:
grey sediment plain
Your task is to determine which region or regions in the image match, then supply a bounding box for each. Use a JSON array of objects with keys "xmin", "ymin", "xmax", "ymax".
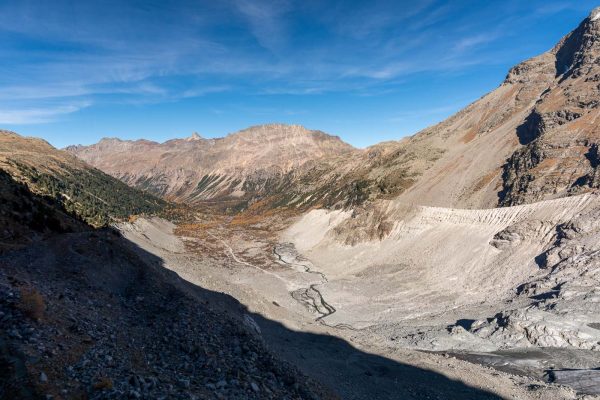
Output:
[{"xmin": 119, "ymin": 194, "xmax": 600, "ymax": 398}]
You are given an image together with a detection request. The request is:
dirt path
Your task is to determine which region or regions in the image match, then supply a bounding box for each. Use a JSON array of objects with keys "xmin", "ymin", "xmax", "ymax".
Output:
[{"xmin": 206, "ymin": 231, "xmax": 294, "ymax": 287}]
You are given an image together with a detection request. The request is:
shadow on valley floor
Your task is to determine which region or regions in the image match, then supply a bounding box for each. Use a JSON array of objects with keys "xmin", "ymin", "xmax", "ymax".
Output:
[
  {"xmin": 0, "ymin": 173, "xmax": 503, "ymax": 400},
  {"xmin": 127, "ymin": 242, "xmax": 504, "ymax": 399},
  {"xmin": 250, "ymin": 315, "xmax": 503, "ymax": 400}
]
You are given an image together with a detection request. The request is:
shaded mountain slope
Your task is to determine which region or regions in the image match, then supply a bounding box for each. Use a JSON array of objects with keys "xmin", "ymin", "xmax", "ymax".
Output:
[
  {"xmin": 0, "ymin": 131, "xmax": 166, "ymax": 226},
  {"xmin": 0, "ymin": 171, "xmax": 330, "ymax": 399},
  {"xmin": 0, "ymin": 169, "xmax": 90, "ymax": 252}
]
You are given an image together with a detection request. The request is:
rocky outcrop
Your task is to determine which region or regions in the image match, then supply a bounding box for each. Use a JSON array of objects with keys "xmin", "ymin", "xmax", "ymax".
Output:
[
  {"xmin": 332, "ymin": 204, "xmax": 396, "ymax": 246},
  {"xmin": 467, "ymin": 308, "xmax": 600, "ymax": 350},
  {"xmin": 554, "ymin": 7, "xmax": 600, "ymax": 79},
  {"xmin": 497, "ymin": 10, "xmax": 600, "ymax": 206},
  {"xmin": 459, "ymin": 200, "xmax": 600, "ymax": 352},
  {"xmin": 515, "ymin": 109, "xmax": 582, "ymax": 145}
]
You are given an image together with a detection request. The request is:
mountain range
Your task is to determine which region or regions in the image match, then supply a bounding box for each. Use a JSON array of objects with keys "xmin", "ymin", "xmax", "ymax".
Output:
[
  {"xmin": 68, "ymin": 9, "xmax": 600, "ymax": 212},
  {"xmin": 66, "ymin": 124, "xmax": 354, "ymax": 207},
  {"xmin": 3, "ymin": 7, "xmax": 600, "ymax": 400}
]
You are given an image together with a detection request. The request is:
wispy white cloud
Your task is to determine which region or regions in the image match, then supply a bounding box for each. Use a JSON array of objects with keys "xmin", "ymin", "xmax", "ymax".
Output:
[
  {"xmin": 0, "ymin": 103, "xmax": 89, "ymax": 124},
  {"xmin": 231, "ymin": 0, "xmax": 292, "ymax": 53},
  {"xmin": 0, "ymin": 0, "xmax": 590, "ymax": 127},
  {"xmin": 453, "ymin": 32, "xmax": 503, "ymax": 53},
  {"xmin": 0, "ymin": 1, "xmax": 510, "ymax": 94},
  {"xmin": 534, "ymin": 3, "xmax": 586, "ymax": 15},
  {"xmin": 181, "ymin": 85, "xmax": 231, "ymax": 98}
]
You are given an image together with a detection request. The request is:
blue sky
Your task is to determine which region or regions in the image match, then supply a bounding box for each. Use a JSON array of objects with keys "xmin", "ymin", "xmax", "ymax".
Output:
[{"xmin": 1, "ymin": 0, "xmax": 598, "ymax": 148}]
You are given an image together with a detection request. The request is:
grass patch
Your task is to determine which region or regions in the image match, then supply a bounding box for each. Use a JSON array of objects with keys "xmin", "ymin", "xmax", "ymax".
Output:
[
  {"xmin": 93, "ymin": 377, "xmax": 114, "ymax": 391},
  {"xmin": 18, "ymin": 286, "xmax": 45, "ymax": 321}
]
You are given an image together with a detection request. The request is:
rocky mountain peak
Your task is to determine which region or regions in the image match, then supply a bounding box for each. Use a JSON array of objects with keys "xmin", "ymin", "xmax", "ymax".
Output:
[
  {"xmin": 232, "ymin": 123, "xmax": 310, "ymax": 138},
  {"xmin": 504, "ymin": 7, "xmax": 600, "ymax": 85},
  {"xmin": 67, "ymin": 123, "xmax": 356, "ymax": 203},
  {"xmin": 590, "ymin": 6, "xmax": 600, "ymax": 22},
  {"xmin": 552, "ymin": 7, "xmax": 600, "ymax": 79},
  {"xmin": 97, "ymin": 137, "xmax": 124, "ymax": 145},
  {"xmin": 495, "ymin": 8, "xmax": 600, "ymax": 206},
  {"xmin": 186, "ymin": 132, "xmax": 203, "ymax": 141}
]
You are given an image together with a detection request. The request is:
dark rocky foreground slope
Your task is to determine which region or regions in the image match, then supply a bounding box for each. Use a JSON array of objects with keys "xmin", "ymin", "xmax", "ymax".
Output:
[{"xmin": 0, "ymin": 172, "xmax": 330, "ymax": 399}]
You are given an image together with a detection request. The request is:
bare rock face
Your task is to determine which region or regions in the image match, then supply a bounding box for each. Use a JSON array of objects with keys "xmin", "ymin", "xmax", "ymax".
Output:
[
  {"xmin": 498, "ymin": 10, "xmax": 600, "ymax": 206},
  {"xmin": 361, "ymin": 8, "xmax": 600, "ymax": 209},
  {"xmin": 67, "ymin": 124, "xmax": 355, "ymax": 206}
]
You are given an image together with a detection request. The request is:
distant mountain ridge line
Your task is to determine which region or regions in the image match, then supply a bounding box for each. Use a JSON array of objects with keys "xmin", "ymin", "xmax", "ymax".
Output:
[
  {"xmin": 61, "ymin": 8, "xmax": 600, "ymax": 210},
  {"xmin": 66, "ymin": 123, "xmax": 359, "ymax": 209},
  {"xmin": 65, "ymin": 123, "xmax": 353, "ymax": 149}
]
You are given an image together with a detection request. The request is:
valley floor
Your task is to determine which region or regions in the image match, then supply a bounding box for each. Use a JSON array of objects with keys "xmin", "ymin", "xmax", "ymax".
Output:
[{"xmin": 118, "ymin": 199, "xmax": 600, "ymax": 400}]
